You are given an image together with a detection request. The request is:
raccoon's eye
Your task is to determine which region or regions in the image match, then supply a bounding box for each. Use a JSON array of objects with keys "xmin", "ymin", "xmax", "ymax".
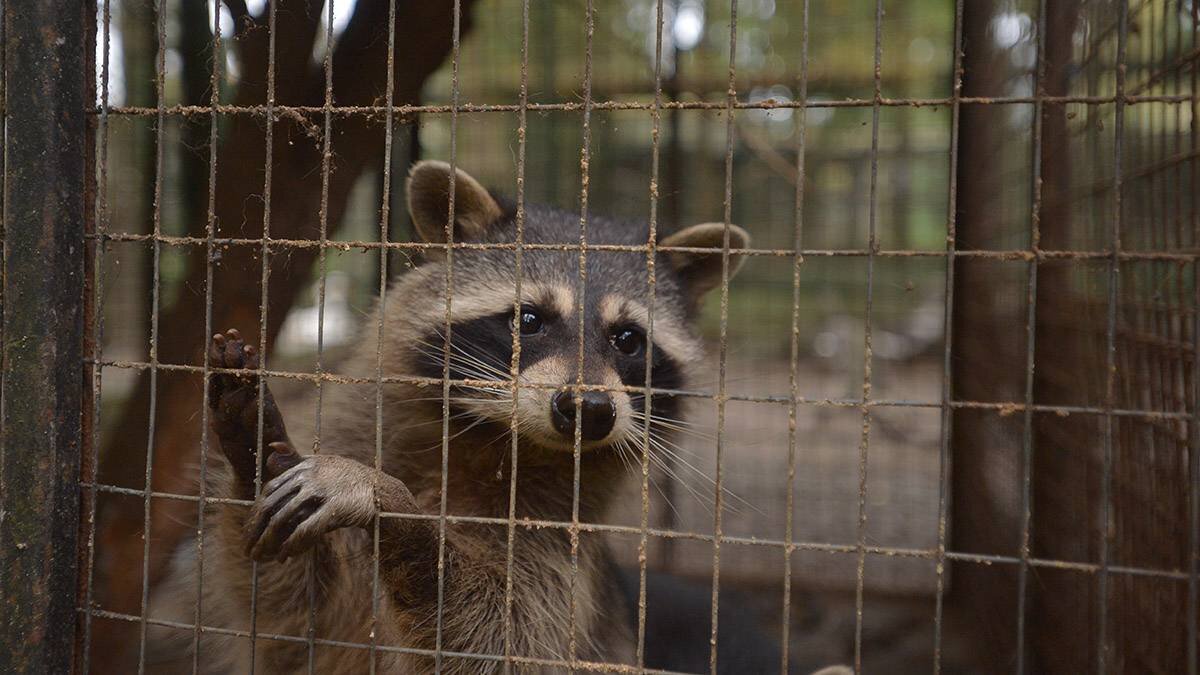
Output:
[
  {"xmin": 517, "ymin": 306, "xmax": 543, "ymax": 335},
  {"xmin": 610, "ymin": 327, "xmax": 645, "ymax": 356}
]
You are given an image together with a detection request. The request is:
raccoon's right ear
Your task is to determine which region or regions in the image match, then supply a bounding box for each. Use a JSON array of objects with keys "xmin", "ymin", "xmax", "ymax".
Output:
[
  {"xmin": 407, "ymin": 161, "xmax": 504, "ymax": 250},
  {"xmin": 660, "ymin": 222, "xmax": 751, "ymax": 298}
]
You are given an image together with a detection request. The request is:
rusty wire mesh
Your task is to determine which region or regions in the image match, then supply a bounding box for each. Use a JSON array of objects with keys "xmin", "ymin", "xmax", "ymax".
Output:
[{"xmin": 56, "ymin": 0, "xmax": 1199, "ymax": 673}]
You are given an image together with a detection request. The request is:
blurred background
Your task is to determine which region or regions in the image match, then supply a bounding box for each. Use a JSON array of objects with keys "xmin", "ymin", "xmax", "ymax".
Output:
[{"xmin": 82, "ymin": 0, "xmax": 1196, "ymax": 672}]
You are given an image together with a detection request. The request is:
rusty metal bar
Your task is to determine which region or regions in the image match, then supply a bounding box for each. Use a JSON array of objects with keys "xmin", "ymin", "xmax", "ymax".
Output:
[
  {"xmin": 79, "ymin": 0, "xmax": 109, "ymax": 670},
  {"xmin": 247, "ymin": 0, "xmax": 282, "ymax": 667},
  {"xmin": 1188, "ymin": 5, "xmax": 1199, "ymax": 673},
  {"xmin": 500, "ymin": 1, "xmax": 530, "ymax": 671},
  {"xmin": 434, "ymin": 2, "xmax": 464, "ymax": 668},
  {"xmin": 780, "ymin": 0, "xmax": 811, "ymax": 671},
  {"xmin": 369, "ymin": 0, "xmax": 400, "ymax": 671},
  {"xmin": 708, "ymin": 1, "xmax": 740, "ymax": 670},
  {"xmin": 189, "ymin": 0, "xmax": 225, "ymax": 672},
  {"xmin": 568, "ymin": 0, "xmax": 596, "ymax": 665},
  {"xmin": 74, "ymin": 356, "xmax": 1200, "ymax": 422},
  {"xmin": 134, "ymin": 1, "xmax": 167, "ymax": 669},
  {"xmin": 932, "ymin": 0, "xmax": 965, "ymax": 670},
  {"xmin": 82, "ymin": 232, "xmax": 1200, "ymax": 263},
  {"xmin": 501, "ymin": 0, "xmax": 531, "ymax": 666},
  {"xmin": 636, "ymin": 0, "xmax": 667, "ymax": 670},
  {"xmin": 0, "ymin": 0, "xmax": 86, "ymax": 672},
  {"xmin": 304, "ymin": 0, "xmax": 339, "ymax": 672},
  {"xmin": 1191, "ymin": 216, "xmax": 1199, "ymax": 675},
  {"xmin": 61, "ymin": 478, "xmax": 1200, "ymax": 583},
  {"xmin": 1097, "ymin": 3, "xmax": 1130, "ymax": 670},
  {"xmin": 1191, "ymin": 0, "xmax": 1200, "ymax": 664},
  {"xmin": 89, "ymin": 92, "xmax": 1197, "ymax": 117},
  {"xmin": 1015, "ymin": 1, "xmax": 1049, "ymax": 670},
  {"xmin": 85, "ymin": 606, "xmax": 702, "ymax": 675},
  {"xmin": 851, "ymin": 1, "xmax": 884, "ymax": 670}
]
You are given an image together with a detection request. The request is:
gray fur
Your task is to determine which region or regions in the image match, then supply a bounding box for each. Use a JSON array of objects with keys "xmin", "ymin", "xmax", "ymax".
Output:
[{"xmin": 147, "ymin": 161, "xmax": 749, "ymax": 673}]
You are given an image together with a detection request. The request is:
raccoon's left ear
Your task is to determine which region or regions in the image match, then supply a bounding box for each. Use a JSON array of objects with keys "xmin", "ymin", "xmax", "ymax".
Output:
[
  {"xmin": 407, "ymin": 160, "xmax": 504, "ymax": 251},
  {"xmin": 660, "ymin": 222, "xmax": 751, "ymax": 298}
]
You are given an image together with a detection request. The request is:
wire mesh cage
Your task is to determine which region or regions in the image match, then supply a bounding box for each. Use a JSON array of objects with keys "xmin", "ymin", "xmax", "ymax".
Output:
[{"xmin": 0, "ymin": 0, "xmax": 1196, "ymax": 673}]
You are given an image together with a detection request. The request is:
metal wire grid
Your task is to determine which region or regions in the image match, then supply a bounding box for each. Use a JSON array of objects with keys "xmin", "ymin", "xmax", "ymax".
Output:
[
  {"xmin": 1065, "ymin": 0, "xmax": 1197, "ymax": 671},
  {"xmin": 70, "ymin": 1, "xmax": 1198, "ymax": 674}
]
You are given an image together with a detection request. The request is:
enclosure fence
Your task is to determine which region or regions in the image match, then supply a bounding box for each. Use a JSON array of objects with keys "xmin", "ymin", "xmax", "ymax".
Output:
[{"xmin": 0, "ymin": 0, "xmax": 1197, "ymax": 673}]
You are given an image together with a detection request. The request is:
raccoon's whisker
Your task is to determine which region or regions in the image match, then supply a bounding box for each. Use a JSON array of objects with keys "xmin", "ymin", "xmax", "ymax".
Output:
[
  {"xmin": 643, "ymin": 429, "xmax": 712, "ymax": 461},
  {"xmin": 626, "ymin": 437, "xmax": 713, "ymax": 509},
  {"xmin": 643, "ymin": 449, "xmax": 715, "ymax": 511},
  {"xmin": 644, "ymin": 432, "xmax": 712, "ymax": 470},
  {"xmin": 416, "ymin": 356, "xmax": 512, "ymax": 388},
  {"xmin": 462, "ymin": 378, "xmax": 511, "ymax": 390},
  {"xmin": 398, "ymin": 360, "xmax": 513, "ymax": 397},
  {"xmin": 456, "ymin": 339, "xmax": 514, "ymax": 374},
  {"xmin": 627, "ymin": 404, "xmax": 708, "ymax": 429},
  {"xmin": 412, "ymin": 341, "xmax": 512, "ymax": 382},
  {"xmin": 612, "ymin": 441, "xmax": 684, "ymax": 521},
  {"xmin": 440, "ymin": 361, "xmax": 512, "ymax": 392},
  {"xmin": 381, "ymin": 413, "xmax": 478, "ymax": 452},
  {"xmin": 387, "ymin": 410, "xmax": 478, "ymax": 431},
  {"xmin": 665, "ymin": 373, "xmax": 777, "ymax": 390},
  {"xmin": 636, "ymin": 428, "xmax": 714, "ymax": 461},
  {"xmin": 452, "ymin": 414, "xmax": 498, "ymax": 438},
  {"xmin": 459, "ymin": 387, "xmax": 511, "ymax": 400},
  {"xmin": 654, "ymin": 425, "xmax": 715, "ymax": 442},
  {"xmin": 613, "ymin": 441, "xmax": 635, "ymax": 475},
  {"xmin": 643, "ymin": 434, "xmax": 760, "ymax": 516},
  {"xmin": 451, "ymin": 351, "xmax": 511, "ymax": 380},
  {"xmin": 479, "ymin": 426, "xmax": 513, "ymax": 451},
  {"xmin": 629, "ymin": 411, "xmax": 715, "ymax": 441},
  {"xmin": 399, "ymin": 396, "xmax": 514, "ymax": 407},
  {"xmin": 420, "ymin": 333, "xmax": 513, "ymax": 376},
  {"xmin": 644, "ymin": 414, "xmax": 708, "ymax": 431},
  {"xmin": 411, "ymin": 343, "xmax": 515, "ymax": 401},
  {"xmin": 408, "ymin": 414, "xmax": 497, "ymax": 455}
]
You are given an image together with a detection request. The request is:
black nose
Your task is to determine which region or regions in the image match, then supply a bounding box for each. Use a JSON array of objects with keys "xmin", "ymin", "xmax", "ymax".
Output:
[{"xmin": 551, "ymin": 390, "xmax": 616, "ymax": 441}]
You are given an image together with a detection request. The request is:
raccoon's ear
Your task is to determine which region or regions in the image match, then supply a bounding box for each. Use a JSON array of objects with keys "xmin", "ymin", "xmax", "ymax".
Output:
[
  {"xmin": 660, "ymin": 222, "xmax": 751, "ymax": 298},
  {"xmin": 407, "ymin": 160, "xmax": 504, "ymax": 249}
]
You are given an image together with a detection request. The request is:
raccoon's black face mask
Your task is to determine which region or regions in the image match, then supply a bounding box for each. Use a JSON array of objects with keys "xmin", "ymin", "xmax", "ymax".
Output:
[{"xmin": 403, "ymin": 160, "xmax": 750, "ymax": 453}]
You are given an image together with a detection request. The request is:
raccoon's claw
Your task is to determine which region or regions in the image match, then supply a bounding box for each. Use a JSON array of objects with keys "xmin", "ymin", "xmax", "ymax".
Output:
[
  {"xmin": 265, "ymin": 441, "xmax": 302, "ymax": 476},
  {"xmin": 207, "ymin": 328, "xmax": 292, "ymax": 496},
  {"xmin": 245, "ymin": 455, "xmax": 379, "ymax": 562}
]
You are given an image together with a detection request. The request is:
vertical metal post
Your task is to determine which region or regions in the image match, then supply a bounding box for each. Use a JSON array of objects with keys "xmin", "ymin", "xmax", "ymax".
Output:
[{"xmin": 0, "ymin": 1, "xmax": 86, "ymax": 672}]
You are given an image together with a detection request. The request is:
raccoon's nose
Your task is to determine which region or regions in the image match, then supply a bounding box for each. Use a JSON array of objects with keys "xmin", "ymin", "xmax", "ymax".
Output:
[{"xmin": 551, "ymin": 391, "xmax": 616, "ymax": 441}]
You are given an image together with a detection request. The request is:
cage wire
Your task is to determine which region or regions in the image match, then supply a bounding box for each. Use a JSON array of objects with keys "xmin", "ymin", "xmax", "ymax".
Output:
[{"xmin": 0, "ymin": 0, "xmax": 1182, "ymax": 672}]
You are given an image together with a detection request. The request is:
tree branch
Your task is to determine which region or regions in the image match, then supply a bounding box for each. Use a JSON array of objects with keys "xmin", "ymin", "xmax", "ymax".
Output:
[{"xmin": 222, "ymin": 0, "xmax": 249, "ymax": 23}]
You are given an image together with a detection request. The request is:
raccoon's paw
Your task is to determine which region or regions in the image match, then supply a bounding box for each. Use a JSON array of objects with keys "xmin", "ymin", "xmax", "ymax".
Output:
[
  {"xmin": 245, "ymin": 454, "xmax": 384, "ymax": 562},
  {"xmin": 207, "ymin": 328, "xmax": 292, "ymax": 491}
]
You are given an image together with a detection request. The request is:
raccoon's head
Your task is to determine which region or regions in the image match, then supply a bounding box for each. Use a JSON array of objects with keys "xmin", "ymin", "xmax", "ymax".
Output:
[{"xmin": 398, "ymin": 160, "xmax": 749, "ymax": 454}]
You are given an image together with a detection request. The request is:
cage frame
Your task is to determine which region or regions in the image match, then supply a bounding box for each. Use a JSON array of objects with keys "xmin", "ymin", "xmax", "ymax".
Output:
[{"xmin": 0, "ymin": 0, "xmax": 1195, "ymax": 673}]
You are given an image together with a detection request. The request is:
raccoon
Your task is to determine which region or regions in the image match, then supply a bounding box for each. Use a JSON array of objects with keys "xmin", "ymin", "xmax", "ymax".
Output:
[{"xmin": 148, "ymin": 160, "xmax": 751, "ymax": 673}]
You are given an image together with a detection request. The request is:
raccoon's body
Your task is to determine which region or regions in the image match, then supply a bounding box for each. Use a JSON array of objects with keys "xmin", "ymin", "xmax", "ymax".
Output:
[{"xmin": 148, "ymin": 161, "xmax": 748, "ymax": 673}]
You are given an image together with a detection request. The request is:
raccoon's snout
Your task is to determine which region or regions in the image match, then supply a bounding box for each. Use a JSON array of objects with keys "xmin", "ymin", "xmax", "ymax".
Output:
[{"xmin": 550, "ymin": 391, "xmax": 617, "ymax": 441}]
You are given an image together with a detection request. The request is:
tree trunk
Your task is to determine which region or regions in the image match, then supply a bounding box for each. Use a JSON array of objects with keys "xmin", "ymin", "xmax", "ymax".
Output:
[
  {"xmin": 87, "ymin": 1, "xmax": 477, "ymax": 670},
  {"xmin": 949, "ymin": 0, "xmax": 1024, "ymax": 670}
]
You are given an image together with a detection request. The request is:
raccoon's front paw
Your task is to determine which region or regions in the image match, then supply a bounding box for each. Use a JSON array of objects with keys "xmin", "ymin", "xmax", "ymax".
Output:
[
  {"xmin": 208, "ymin": 328, "xmax": 295, "ymax": 494},
  {"xmin": 245, "ymin": 455, "xmax": 385, "ymax": 562}
]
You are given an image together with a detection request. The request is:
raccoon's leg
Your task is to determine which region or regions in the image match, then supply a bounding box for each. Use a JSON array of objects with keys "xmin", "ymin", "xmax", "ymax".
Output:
[
  {"xmin": 206, "ymin": 329, "xmax": 326, "ymax": 670},
  {"xmin": 242, "ymin": 454, "xmax": 424, "ymax": 563},
  {"xmin": 243, "ymin": 457, "xmax": 583, "ymax": 671},
  {"xmin": 208, "ymin": 328, "xmax": 302, "ymax": 497}
]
